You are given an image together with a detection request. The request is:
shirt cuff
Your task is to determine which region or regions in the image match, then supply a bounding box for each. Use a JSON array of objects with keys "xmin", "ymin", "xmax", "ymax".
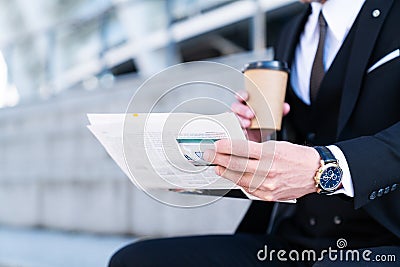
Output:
[{"xmin": 327, "ymin": 145, "xmax": 354, "ymax": 197}]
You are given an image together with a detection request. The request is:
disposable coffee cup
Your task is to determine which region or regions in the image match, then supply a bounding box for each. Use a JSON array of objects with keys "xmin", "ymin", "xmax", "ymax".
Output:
[{"xmin": 243, "ymin": 60, "xmax": 289, "ymax": 130}]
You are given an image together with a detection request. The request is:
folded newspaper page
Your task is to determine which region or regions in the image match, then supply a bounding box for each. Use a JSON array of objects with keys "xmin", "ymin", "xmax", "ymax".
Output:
[{"xmin": 87, "ymin": 112, "xmax": 295, "ymax": 203}]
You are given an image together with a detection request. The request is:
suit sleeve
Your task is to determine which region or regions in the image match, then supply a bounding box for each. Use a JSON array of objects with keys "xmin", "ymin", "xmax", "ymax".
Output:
[{"xmin": 335, "ymin": 121, "xmax": 400, "ymax": 209}]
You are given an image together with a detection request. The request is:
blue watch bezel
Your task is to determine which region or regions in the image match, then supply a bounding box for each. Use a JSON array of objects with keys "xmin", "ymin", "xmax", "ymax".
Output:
[
  {"xmin": 318, "ymin": 163, "xmax": 343, "ymax": 192},
  {"xmin": 314, "ymin": 146, "xmax": 343, "ymax": 194}
]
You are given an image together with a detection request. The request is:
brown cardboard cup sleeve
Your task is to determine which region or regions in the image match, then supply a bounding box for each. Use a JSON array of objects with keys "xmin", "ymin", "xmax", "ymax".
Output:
[{"xmin": 243, "ymin": 61, "xmax": 289, "ymax": 130}]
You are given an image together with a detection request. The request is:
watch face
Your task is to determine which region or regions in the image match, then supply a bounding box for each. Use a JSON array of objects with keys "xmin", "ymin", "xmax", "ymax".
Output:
[{"xmin": 320, "ymin": 165, "xmax": 342, "ymax": 191}]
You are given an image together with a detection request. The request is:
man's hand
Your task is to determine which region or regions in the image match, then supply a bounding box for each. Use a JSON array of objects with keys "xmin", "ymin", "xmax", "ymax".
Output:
[
  {"xmin": 204, "ymin": 139, "xmax": 321, "ymax": 201},
  {"xmin": 231, "ymin": 91, "xmax": 290, "ymax": 142}
]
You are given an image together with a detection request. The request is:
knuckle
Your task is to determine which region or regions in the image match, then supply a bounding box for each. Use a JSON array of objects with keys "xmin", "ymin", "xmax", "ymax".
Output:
[
  {"xmin": 263, "ymin": 194, "xmax": 274, "ymax": 202},
  {"xmin": 264, "ymin": 191, "xmax": 279, "ymax": 201},
  {"xmin": 268, "ymin": 183, "xmax": 277, "ymax": 191},
  {"xmin": 260, "ymin": 181, "xmax": 276, "ymax": 191}
]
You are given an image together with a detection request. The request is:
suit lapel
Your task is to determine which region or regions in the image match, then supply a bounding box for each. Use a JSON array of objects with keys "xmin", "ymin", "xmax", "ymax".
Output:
[
  {"xmin": 336, "ymin": 0, "xmax": 394, "ymax": 137},
  {"xmin": 275, "ymin": 5, "xmax": 311, "ymax": 67}
]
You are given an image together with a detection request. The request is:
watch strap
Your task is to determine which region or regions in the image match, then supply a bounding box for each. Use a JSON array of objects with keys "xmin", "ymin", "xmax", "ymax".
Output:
[
  {"xmin": 313, "ymin": 146, "xmax": 342, "ymax": 194},
  {"xmin": 314, "ymin": 146, "xmax": 337, "ymax": 164}
]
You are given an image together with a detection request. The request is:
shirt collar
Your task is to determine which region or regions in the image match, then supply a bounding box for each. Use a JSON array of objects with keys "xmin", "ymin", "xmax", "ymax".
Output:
[{"xmin": 311, "ymin": 0, "xmax": 366, "ymax": 43}]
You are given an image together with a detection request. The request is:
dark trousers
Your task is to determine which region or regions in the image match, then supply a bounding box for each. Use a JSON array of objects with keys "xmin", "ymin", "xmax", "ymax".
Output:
[{"xmin": 109, "ymin": 234, "xmax": 400, "ymax": 267}]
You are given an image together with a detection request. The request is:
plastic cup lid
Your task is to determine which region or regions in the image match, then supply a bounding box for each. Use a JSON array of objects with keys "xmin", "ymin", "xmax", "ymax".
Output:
[{"xmin": 243, "ymin": 60, "xmax": 290, "ymax": 73}]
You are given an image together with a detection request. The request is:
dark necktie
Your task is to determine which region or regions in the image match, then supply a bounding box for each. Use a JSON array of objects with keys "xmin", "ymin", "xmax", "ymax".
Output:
[{"xmin": 310, "ymin": 11, "xmax": 327, "ymax": 103}]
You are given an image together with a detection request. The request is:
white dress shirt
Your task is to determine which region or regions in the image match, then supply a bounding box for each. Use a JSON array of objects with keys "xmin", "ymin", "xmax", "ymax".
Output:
[{"xmin": 291, "ymin": 0, "xmax": 366, "ymax": 197}]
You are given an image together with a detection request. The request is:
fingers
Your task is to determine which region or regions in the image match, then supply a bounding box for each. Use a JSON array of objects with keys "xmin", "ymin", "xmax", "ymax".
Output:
[
  {"xmin": 215, "ymin": 166, "xmax": 278, "ymax": 202},
  {"xmin": 283, "ymin": 102, "xmax": 291, "ymax": 116},
  {"xmin": 205, "ymin": 152, "xmax": 260, "ymax": 173},
  {"xmin": 215, "ymin": 139, "xmax": 262, "ymax": 159},
  {"xmin": 232, "ymin": 93, "xmax": 290, "ymax": 130},
  {"xmin": 231, "ymin": 102, "xmax": 254, "ymax": 120},
  {"xmin": 237, "ymin": 115, "xmax": 251, "ymax": 128},
  {"xmin": 215, "ymin": 166, "xmax": 266, "ymax": 190},
  {"xmin": 235, "ymin": 91, "xmax": 249, "ymax": 102},
  {"xmin": 232, "ymin": 91, "xmax": 254, "ymax": 129},
  {"xmin": 215, "ymin": 166, "xmax": 280, "ymax": 202}
]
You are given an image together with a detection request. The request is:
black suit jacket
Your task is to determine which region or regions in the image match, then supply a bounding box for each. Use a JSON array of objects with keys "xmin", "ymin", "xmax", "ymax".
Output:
[{"xmin": 237, "ymin": 0, "xmax": 400, "ymax": 243}]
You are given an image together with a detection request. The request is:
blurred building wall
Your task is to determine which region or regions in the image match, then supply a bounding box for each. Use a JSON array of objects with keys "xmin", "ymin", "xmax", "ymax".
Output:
[
  {"xmin": 0, "ymin": 74, "xmax": 250, "ymax": 236},
  {"xmin": 0, "ymin": 51, "xmax": 277, "ymax": 236}
]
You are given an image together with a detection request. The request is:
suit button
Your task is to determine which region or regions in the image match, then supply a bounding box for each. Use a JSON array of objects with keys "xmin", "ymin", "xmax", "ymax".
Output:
[
  {"xmin": 369, "ymin": 191, "xmax": 377, "ymax": 200},
  {"xmin": 384, "ymin": 186, "xmax": 390, "ymax": 194},
  {"xmin": 391, "ymin": 184, "xmax": 398, "ymax": 191},
  {"xmin": 377, "ymin": 189, "xmax": 384, "ymax": 197},
  {"xmin": 333, "ymin": 216, "xmax": 342, "ymax": 225},
  {"xmin": 372, "ymin": 9, "xmax": 381, "ymax": 18},
  {"xmin": 309, "ymin": 217, "xmax": 316, "ymax": 226}
]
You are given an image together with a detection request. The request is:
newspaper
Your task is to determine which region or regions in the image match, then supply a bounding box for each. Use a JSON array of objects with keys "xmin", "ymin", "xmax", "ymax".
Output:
[{"xmin": 87, "ymin": 112, "xmax": 295, "ymax": 202}]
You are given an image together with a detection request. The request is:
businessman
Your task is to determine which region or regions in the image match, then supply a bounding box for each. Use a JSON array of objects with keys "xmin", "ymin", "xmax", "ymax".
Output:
[{"xmin": 110, "ymin": 0, "xmax": 399, "ymax": 266}]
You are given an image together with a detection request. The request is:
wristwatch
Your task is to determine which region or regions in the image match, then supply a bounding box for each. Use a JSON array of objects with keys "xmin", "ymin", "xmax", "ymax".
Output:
[{"xmin": 313, "ymin": 146, "xmax": 343, "ymax": 194}]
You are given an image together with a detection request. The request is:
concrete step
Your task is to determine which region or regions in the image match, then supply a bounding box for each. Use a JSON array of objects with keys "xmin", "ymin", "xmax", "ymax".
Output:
[{"xmin": 0, "ymin": 226, "xmax": 135, "ymax": 267}]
